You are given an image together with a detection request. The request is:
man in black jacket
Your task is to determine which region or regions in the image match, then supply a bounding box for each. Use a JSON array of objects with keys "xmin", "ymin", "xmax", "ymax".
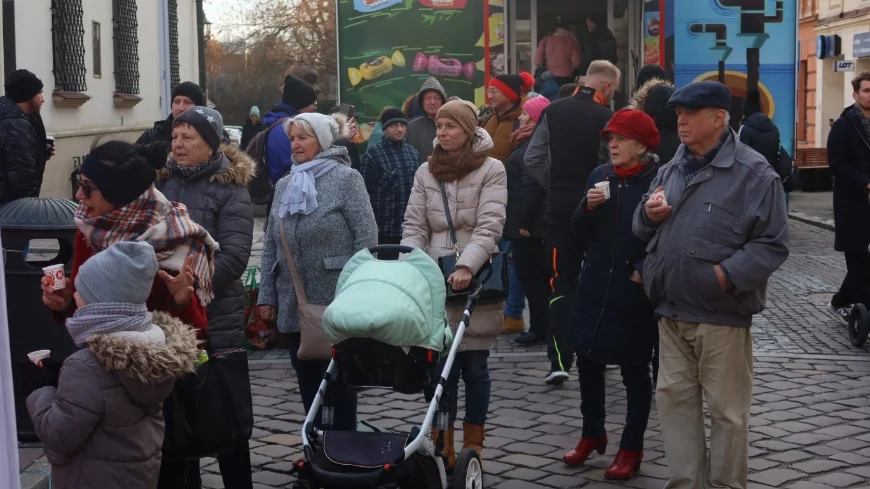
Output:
[
  {"xmin": 0, "ymin": 69, "xmax": 47, "ymax": 204},
  {"xmin": 136, "ymin": 81, "xmax": 204, "ymax": 148},
  {"xmin": 525, "ymin": 60, "xmax": 619, "ymax": 384},
  {"xmin": 578, "ymin": 14, "xmax": 618, "ymax": 76},
  {"xmin": 827, "ymin": 72, "xmax": 870, "ymax": 326}
]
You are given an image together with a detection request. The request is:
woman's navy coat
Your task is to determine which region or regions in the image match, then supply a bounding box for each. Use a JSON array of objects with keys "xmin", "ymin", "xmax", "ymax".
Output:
[{"xmin": 568, "ymin": 162, "xmax": 658, "ymax": 366}]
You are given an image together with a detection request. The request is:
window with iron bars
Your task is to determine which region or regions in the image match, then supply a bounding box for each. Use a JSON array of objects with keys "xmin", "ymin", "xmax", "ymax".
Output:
[
  {"xmin": 168, "ymin": 0, "xmax": 180, "ymax": 88},
  {"xmin": 51, "ymin": 0, "xmax": 88, "ymax": 93},
  {"xmin": 112, "ymin": 0, "xmax": 139, "ymax": 94}
]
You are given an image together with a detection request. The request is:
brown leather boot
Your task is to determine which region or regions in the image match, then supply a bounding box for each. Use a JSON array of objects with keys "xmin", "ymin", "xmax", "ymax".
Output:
[
  {"xmin": 462, "ymin": 422, "xmax": 485, "ymax": 459},
  {"xmin": 503, "ymin": 316, "xmax": 525, "ymax": 334},
  {"xmin": 431, "ymin": 425, "xmax": 456, "ymax": 469}
]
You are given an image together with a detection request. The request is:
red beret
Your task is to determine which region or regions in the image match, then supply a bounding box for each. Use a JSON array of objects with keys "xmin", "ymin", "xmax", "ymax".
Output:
[{"xmin": 600, "ymin": 108, "xmax": 660, "ymax": 150}]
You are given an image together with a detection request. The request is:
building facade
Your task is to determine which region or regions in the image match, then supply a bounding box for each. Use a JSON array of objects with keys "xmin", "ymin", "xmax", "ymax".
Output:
[
  {"xmin": 0, "ymin": 0, "xmax": 201, "ymax": 199},
  {"xmin": 798, "ymin": 0, "xmax": 819, "ymax": 150}
]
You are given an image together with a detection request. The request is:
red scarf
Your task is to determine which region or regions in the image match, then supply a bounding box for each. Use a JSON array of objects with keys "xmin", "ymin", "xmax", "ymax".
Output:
[
  {"xmin": 613, "ymin": 162, "xmax": 646, "ymax": 179},
  {"xmin": 509, "ymin": 124, "xmax": 535, "ymax": 148}
]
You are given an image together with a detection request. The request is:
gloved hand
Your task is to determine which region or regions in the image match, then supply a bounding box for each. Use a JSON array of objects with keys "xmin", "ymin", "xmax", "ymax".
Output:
[{"xmin": 21, "ymin": 358, "xmax": 62, "ymax": 393}]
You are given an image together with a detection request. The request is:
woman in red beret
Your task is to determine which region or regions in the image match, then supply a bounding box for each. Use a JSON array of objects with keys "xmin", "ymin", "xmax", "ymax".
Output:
[{"xmin": 561, "ymin": 108, "xmax": 660, "ymax": 479}]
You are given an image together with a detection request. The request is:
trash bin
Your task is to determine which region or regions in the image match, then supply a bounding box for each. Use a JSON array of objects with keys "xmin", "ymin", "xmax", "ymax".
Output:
[{"xmin": 0, "ymin": 198, "xmax": 79, "ymax": 441}]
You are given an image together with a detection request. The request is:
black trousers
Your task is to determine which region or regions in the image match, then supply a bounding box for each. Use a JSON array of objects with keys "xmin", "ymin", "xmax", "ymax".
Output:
[
  {"xmin": 578, "ymin": 357, "xmax": 652, "ymax": 451},
  {"xmin": 157, "ymin": 439, "xmax": 253, "ymax": 489},
  {"xmin": 377, "ymin": 233, "xmax": 402, "ymax": 261},
  {"xmin": 512, "ymin": 238, "xmax": 550, "ymax": 339},
  {"xmin": 546, "ymin": 243, "xmax": 581, "ymax": 373},
  {"xmin": 832, "ymin": 252, "xmax": 870, "ymax": 309}
]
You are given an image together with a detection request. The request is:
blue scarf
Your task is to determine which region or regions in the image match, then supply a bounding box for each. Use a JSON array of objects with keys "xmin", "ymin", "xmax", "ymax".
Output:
[{"xmin": 279, "ymin": 146, "xmax": 350, "ymax": 216}]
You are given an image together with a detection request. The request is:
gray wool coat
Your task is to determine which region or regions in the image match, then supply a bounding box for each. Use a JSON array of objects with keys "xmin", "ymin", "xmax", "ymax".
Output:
[
  {"xmin": 156, "ymin": 144, "xmax": 256, "ymax": 351},
  {"xmin": 27, "ymin": 312, "xmax": 199, "ymax": 489},
  {"xmin": 258, "ymin": 148, "xmax": 378, "ymax": 334}
]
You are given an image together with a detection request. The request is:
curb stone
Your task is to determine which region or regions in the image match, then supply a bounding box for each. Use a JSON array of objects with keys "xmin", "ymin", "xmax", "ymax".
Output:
[
  {"xmin": 788, "ymin": 211, "xmax": 834, "ymax": 231},
  {"xmin": 19, "ymin": 457, "xmax": 50, "ymax": 489}
]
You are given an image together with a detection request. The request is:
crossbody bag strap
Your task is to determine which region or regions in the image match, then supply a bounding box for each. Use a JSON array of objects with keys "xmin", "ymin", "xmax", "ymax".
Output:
[
  {"xmin": 278, "ymin": 220, "xmax": 310, "ymax": 306},
  {"xmin": 439, "ymin": 181, "xmax": 458, "ymax": 255}
]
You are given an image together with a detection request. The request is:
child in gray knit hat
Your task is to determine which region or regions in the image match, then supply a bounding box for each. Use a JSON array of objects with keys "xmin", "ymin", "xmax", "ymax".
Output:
[{"xmin": 27, "ymin": 240, "xmax": 199, "ymax": 489}]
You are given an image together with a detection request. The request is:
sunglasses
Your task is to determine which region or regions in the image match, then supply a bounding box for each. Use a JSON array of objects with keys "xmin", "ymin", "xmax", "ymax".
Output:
[{"xmin": 76, "ymin": 175, "xmax": 100, "ymax": 199}]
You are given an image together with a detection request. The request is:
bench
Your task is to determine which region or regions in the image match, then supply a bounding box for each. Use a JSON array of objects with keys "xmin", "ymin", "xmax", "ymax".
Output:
[{"xmin": 795, "ymin": 148, "xmax": 828, "ymax": 170}]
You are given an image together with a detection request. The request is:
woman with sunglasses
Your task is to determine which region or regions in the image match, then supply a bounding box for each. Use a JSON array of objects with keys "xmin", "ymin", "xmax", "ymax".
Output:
[{"xmin": 42, "ymin": 140, "xmax": 216, "ymax": 340}]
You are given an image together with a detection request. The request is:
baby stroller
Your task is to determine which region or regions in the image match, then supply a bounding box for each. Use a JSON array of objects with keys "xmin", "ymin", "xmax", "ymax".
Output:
[{"xmin": 291, "ymin": 245, "xmax": 485, "ymax": 489}]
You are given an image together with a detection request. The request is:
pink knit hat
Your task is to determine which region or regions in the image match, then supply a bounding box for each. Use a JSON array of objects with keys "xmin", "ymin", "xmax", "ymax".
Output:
[{"xmin": 523, "ymin": 96, "xmax": 550, "ymax": 123}]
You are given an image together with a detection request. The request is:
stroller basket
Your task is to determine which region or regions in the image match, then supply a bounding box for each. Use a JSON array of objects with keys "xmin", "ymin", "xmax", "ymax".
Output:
[{"xmin": 335, "ymin": 338, "xmax": 439, "ymax": 394}]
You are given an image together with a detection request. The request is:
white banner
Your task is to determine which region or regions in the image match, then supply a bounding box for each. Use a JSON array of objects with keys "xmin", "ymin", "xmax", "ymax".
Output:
[{"xmin": 0, "ymin": 232, "xmax": 22, "ymax": 489}]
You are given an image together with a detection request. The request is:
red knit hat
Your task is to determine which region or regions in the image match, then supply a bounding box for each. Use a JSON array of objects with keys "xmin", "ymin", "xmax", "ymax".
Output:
[
  {"xmin": 600, "ymin": 108, "xmax": 660, "ymax": 150},
  {"xmin": 489, "ymin": 72, "xmax": 535, "ymax": 102}
]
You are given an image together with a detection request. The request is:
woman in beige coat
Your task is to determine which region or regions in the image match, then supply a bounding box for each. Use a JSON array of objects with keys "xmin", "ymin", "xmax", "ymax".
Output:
[{"xmin": 402, "ymin": 99, "xmax": 507, "ymax": 468}]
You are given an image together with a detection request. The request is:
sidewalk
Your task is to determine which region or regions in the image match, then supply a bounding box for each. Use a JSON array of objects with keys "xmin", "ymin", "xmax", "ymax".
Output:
[{"xmin": 789, "ymin": 191, "xmax": 834, "ymax": 231}]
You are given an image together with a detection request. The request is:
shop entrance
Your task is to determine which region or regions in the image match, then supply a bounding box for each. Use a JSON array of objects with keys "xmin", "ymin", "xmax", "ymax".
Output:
[{"xmin": 506, "ymin": 0, "xmax": 647, "ymax": 108}]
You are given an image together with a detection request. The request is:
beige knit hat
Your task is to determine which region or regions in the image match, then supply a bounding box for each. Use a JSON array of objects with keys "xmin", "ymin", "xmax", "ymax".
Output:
[{"xmin": 435, "ymin": 99, "xmax": 479, "ymax": 140}]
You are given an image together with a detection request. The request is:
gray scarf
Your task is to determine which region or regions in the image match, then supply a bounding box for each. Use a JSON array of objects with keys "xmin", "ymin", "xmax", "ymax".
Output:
[
  {"xmin": 66, "ymin": 303, "xmax": 154, "ymax": 348},
  {"xmin": 166, "ymin": 152, "xmax": 222, "ymax": 180}
]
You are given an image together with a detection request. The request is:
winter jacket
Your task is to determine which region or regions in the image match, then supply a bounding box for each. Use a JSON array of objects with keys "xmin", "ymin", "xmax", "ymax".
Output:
[
  {"xmin": 535, "ymin": 29, "xmax": 582, "ymax": 78},
  {"xmin": 360, "ymin": 137, "xmax": 421, "ymax": 237},
  {"xmin": 579, "ymin": 27, "xmax": 618, "ymax": 75},
  {"xmin": 259, "ymin": 148, "xmax": 378, "ymax": 333},
  {"xmin": 136, "ymin": 115, "xmax": 173, "ymax": 147},
  {"xmin": 240, "ymin": 120, "xmax": 266, "ymax": 150},
  {"xmin": 337, "ymin": 139, "xmax": 362, "ymax": 171},
  {"xmin": 27, "ymin": 312, "xmax": 198, "ymax": 489},
  {"xmin": 569, "ymin": 163, "xmax": 657, "ymax": 366},
  {"xmin": 156, "ymin": 145, "xmax": 255, "ymax": 351},
  {"xmin": 0, "ymin": 96, "xmax": 46, "ymax": 203},
  {"xmin": 505, "ymin": 139, "xmax": 544, "ymax": 240},
  {"xmin": 264, "ymin": 102, "xmax": 301, "ymax": 182},
  {"xmin": 525, "ymin": 86, "xmax": 614, "ymax": 246},
  {"xmin": 53, "ymin": 231, "xmax": 209, "ymax": 339},
  {"xmin": 631, "ymin": 78, "xmax": 681, "ymax": 164},
  {"xmin": 368, "ymin": 122, "xmax": 385, "ymax": 147},
  {"xmin": 483, "ymin": 100, "xmax": 525, "ymax": 164},
  {"xmin": 633, "ymin": 131, "xmax": 790, "ymax": 328},
  {"xmin": 828, "ymin": 105, "xmax": 870, "ymax": 252},
  {"xmin": 538, "ymin": 75, "xmax": 560, "ymax": 102},
  {"xmin": 402, "ymin": 130, "xmax": 507, "ymax": 350},
  {"xmin": 407, "ymin": 77, "xmax": 447, "ymax": 162},
  {"xmin": 739, "ymin": 112, "xmax": 781, "ymax": 170}
]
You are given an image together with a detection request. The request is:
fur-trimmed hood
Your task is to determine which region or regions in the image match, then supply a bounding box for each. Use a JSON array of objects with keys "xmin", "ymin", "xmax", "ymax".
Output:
[
  {"xmin": 159, "ymin": 143, "xmax": 257, "ymax": 187},
  {"xmin": 630, "ymin": 77, "xmax": 673, "ymax": 114},
  {"xmin": 630, "ymin": 78, "xmax": 677, "ymax": 133},
  {"xmin": 87, "ymin": 311, "xmax": 198, "ymax": 407}
]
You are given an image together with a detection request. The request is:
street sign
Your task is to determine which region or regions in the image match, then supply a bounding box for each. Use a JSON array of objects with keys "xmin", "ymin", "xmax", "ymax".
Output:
[{"xmin": 835, "ymin": 60, "xmax": 855, "ymax": 72}]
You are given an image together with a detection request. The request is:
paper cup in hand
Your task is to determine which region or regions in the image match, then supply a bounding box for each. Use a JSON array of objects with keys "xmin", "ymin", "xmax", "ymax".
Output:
[
  {"xmin": 43, "ymin": 264, "xmax": 65, "ymax": 290},
  {"xmin": 650, "ymin": 190, "xmax": 668, "ymax": 207},
  {"xmin": 594, "ymin": 181, "xmax": 611, "ymax": 199},
  {"xmin": 28, "ymin": 350, "xmax": 51, "ymax": 366}
]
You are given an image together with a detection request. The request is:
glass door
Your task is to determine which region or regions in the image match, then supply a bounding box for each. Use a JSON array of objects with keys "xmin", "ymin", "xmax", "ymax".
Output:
[{"xmin": 509, "ymin": 0, "xmax": 535, "ymax": 74}]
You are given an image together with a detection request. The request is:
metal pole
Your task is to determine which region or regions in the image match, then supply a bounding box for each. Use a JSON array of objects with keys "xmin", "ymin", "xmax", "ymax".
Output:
[{"xmin": 196, "ymin": 0, "xmax": 206, "ymax": 91}]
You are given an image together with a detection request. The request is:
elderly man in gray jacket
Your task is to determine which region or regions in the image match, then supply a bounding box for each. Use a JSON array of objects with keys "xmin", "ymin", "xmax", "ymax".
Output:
[{"xmin": 632, "ymin": 81, "xmax": 789, "ymax": 489}]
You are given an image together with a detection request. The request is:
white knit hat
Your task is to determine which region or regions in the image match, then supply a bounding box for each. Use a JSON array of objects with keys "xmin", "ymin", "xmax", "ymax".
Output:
[{"xmin": 285, "ymin": 112, "xmax": 348, "ymax": 152}]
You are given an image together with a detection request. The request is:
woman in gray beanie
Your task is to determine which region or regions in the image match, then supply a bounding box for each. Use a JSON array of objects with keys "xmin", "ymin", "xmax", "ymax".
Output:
[
  {"xmin": 258, "ymin": 111, "xmax": 377, "ymax": 430},
  {"xmin": 28, "ymin": 241, "xmax": 199, "ymax": 489},
  {"xmin": 156, "ymin": 105, "xmax": 256, "ymax": 488}
]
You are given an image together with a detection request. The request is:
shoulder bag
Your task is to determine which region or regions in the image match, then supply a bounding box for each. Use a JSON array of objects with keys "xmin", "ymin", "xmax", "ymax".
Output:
[
  {"xmin": 436, "ymin": 181, "xmax": 510, "ymax": 304},
  {"xmin": 534, "ymin": 37, "xmax": 549, "ymax": 89},
  {"xmin": 279, "ymin": 220, "xmax": 333, "ymax": 360}
]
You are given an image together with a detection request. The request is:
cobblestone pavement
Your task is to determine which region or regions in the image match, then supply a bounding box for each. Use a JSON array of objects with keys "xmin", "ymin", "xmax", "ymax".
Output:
[{"xmin": 199, "ymin": 219, "xmax": 870, "ymax": 488}]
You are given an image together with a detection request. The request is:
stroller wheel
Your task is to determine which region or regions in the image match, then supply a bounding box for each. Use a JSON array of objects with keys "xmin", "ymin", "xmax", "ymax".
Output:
[
  {"xmin": 452, "ymin": 448, "xmax": 483, "ymax": 489},
  {"xmin": 849, "ymin": 304, "xmax": 870, "ymax": 347}
]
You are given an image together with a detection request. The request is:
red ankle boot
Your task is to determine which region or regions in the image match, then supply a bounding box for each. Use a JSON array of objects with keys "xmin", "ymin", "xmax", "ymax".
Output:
[
  {"xmin": 604, "ymin": 449, "xmax": 643, "ymax": 479},
  {"xmin": 562, "ymin": 435, "xmax": 607, "ymax": 466}
]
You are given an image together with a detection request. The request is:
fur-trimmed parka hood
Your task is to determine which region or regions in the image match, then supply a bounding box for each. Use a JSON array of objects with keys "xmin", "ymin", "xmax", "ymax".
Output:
[
  {"xmin": 630, "ymin": 78, "xmax": 678, "ymax": 133},
  {"xmin": 87, "ymin": 311, "xmax": 198, "ymax": 407},
  {"xmin": 630, "ymin": 77, "xmax": 673, "ymax": 114},
  {"xmin": 159, "ymin": 143, "xmax": 257, "ymax": 187}
]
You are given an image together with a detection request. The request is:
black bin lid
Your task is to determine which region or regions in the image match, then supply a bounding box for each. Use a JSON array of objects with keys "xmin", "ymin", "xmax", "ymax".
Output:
[{"xmin": 0, "ymin": 198, "xmax": 78, "ymax": 230}]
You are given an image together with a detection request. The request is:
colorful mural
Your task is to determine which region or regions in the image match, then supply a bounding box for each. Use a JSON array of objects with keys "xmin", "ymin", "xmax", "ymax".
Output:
[{"xmin": 667, "ymin": 0, "xmax": 796, "ymax": 152}]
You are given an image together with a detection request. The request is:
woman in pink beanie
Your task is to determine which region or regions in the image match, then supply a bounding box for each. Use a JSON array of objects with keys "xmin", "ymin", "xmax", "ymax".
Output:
[{"xmin": 503, "ymin": 94, "xmax": 552, "ymax": 345}]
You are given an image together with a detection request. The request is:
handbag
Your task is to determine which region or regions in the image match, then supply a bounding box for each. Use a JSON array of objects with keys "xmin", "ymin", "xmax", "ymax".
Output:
[
  {"xmin": 533, "ymin": 37, "xmax": 549, "ymax": 88},
  {"xmin": 436, "ymin": 180, "xmax": 509, "ymax": 304},
  {"xmin": 162, "ymin": 347, "xmax": 254, "ymax": 460},
  {"xmin": 279, "ymin": 220, "xmax": 333, "ymax": 360},
  {"xmin": 243, "ymin": 267, "xmax": 279, "ymax": 350}
]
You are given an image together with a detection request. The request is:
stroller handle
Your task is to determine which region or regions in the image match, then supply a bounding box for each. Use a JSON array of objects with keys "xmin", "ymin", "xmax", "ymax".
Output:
[
  {"xmin": 449, "ymin": 278, "xmax": 483, "ymax": 300},
  {"xmin": 368, "ymin": 244, "xmax": 416, "ymax": 256}
]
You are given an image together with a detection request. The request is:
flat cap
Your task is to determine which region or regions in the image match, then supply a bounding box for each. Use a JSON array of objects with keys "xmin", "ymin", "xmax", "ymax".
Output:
[{"xmin": 667, "ymin": 81, "xmax": 731, "ymax": 110}]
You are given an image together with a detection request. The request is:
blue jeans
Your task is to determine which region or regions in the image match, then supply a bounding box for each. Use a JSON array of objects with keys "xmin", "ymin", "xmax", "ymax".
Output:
[
  {"xmin": 500, "ymin": 239, "xmax": 526, "ymax": 319},
  {"xmin": 785, "ymin": 192, "xmax": 790, "ymax": 211},
  {"xmin": 286, "ymin": 332, "xmax": 357, "ymax": 430},
  {"xmin": 440, "ymin": 350, "xmax": 491, "ymax": 425}
]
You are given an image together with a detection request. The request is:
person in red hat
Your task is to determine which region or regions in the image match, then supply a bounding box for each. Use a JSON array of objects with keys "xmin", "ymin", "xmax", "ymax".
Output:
[
  {"xmin": 561, "ymin": 108, "xmax": 660, "ymax": 480},
  {"xmin": 483, "ymin": 72, "xmax": 535, "ymax": 167}
]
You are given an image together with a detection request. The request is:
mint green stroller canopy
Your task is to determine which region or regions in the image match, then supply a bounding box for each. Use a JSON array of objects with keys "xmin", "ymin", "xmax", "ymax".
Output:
[{"xmin": 323, "ymin": 249, "xmax": 452, "ymax": 352}]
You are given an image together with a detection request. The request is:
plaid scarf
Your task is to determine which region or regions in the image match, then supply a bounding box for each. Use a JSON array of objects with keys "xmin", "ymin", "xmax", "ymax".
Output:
[
  {"xmin": 681, "ymin": 130, "xmax": 730, "ymax": 186},
  {"xmin": 75, "ymin": 187, "xmax": 219, "ymax": 305}
]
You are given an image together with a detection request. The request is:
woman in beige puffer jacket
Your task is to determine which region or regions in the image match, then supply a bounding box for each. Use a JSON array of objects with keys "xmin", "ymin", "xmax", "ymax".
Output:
[{"xmin": 402, "ymin": 99, "xmax": 507, "ymax": 469}]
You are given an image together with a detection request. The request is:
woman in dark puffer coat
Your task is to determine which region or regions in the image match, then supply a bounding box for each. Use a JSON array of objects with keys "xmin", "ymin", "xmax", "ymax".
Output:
[{"xmin": 156, "ymin": 106, "xmax": 255, "ymax": 489}]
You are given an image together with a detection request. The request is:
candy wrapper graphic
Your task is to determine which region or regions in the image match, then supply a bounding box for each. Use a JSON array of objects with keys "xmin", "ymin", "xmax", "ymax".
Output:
[
  {"xmin": 353, "ymin": 0, "xmax": 402, "ymax": 13},
  {"xmin": 418, "ymin": 0, "xmax": 467, "ymax": 8},
  {"xmin": 413, "ymin": 53, "xmax": 475, "ymax": 80},
  {"xmin": 348, "ymin": 50, "xmax": 406, "ymax": 87}
]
